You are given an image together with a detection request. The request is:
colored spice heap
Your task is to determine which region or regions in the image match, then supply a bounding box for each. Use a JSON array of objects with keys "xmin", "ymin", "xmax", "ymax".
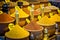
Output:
[
  {"xmin": 50, "ymin": 14, "xmax": 60, "ymax": 22},
  {"xmin": 22, "ymin": 1, "xmax": 29, "ymax": 5},
  {"xmin": 23, "ymin": 8, "xmax": 40, "ymax": 16},
  {"xmin": 46, "ymin": 6, "xmax": 59, "ymax": 10},
  {"xmin": 5, "ymin": 24, "xmax": 29, "ymax": 39},
  {"xmin": 11, "ymin": 6, "xmax": 29, "ymax": 18},
  {"xmin": 0, "ymin": 13, "xmax": 14, "ymax": 23},
  {"xmin": 24, "ymin": 21, "xmax": 43, "ymax": 31},
  {"xmin": 37, "ymin": 16, "xmax": 55, "ymax": 26}
]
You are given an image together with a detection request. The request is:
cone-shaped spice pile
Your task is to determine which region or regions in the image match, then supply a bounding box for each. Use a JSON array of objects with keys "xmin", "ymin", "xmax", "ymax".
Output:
[
  {"xmin": 5, "ymin": 24, "xmax": 29, "ymax": 39},
  {"xmin": 24, "ymin": 20, "xmax": 43, "ymax": 32},
  {"xmin": 37, "ymin": 16, "xmax": 55, "ymax": 26},
  {"xmin": 0, "ymin": 13, "xmax": 14, "ymax": 23}
]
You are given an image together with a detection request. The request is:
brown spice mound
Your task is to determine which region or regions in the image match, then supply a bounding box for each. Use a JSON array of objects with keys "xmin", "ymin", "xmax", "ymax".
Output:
[
  {"xmin": 0, "ymin": 13, "xmax": 14, "ymax": 23},
  {"xmin": 24, "ymin": 21, "xmax": 43, "ymax": 31}
]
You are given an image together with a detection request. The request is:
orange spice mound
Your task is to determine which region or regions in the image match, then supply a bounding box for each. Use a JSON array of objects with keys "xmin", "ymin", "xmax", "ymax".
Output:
[
  {"xmin": 0, "ymin": 13, "xmax": 14, "ymax": 23},
  {"xmin": 23, "ymin": 8, "xmax": 40, "ymax": 16},
  {"xmin": 24, "ymin": 21, "xmax": 43, "ymax": 31}
]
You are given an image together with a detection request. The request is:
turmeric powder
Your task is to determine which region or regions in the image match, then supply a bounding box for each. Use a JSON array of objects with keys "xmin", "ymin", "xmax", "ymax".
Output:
[
  {"xmin": 5, "ymin": 24, "xmax": 29, "ymax": 39},
  {"xmin": 50, "ymin": 14, "xmax": 60, "ymax": 22},
  {"xmin": 37, "ymin": 16, "xmax": 55, "ymax": 26},
  {"xmin": 11, "ymin": 6, "xmax": 29, "ymax": 18}
]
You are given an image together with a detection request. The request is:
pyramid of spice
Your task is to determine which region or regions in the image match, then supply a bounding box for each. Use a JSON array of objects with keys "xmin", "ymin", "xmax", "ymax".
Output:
[
  {"xmin": 11, "ymin": 6, "xmax": 29, "ymax": 18},
  {"xmin": 24, "ymin": 21, "xmax": 43, "ymax": 31},
  {"xmin": 21, "ymin": 1, "xmax": 29, "ymax": 5},
  {"xmin": 50, "ymin": 14, "xmax": 60, "ymax": 22},
  {"xmin": 46, "ymin": 6, "xmax": 59, "ymax": 10},
  {"xmin": 0, "ymin": 13, "xmax": 14, "ymax": 23},
  {"xmin": 5, "ymin": 24, "xmax": 29, "ymax": 39},
  {"xmin": 23, "ymin": 8, "xmax": 41, "ymax": 16},
  {"xmin": 37, "ymin": 16, "xmax": 55, "ymax": 26}
]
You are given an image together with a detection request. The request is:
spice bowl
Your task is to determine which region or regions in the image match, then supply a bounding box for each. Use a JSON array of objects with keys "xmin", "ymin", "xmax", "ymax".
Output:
[
  {"xmin": 41, "ymin": 24, "xmax": 56, "ymax": 36},
  {"xmin": 0, "ymin": 13, "xmax": 15, "ymax": 35},
  {"xmin": 56, "ymin": 22, "xmax": 60, "ymax": 31},
  {"xmin": 29, "ymin": 30, "xmax": 43, "ymax": 40},
  {"xmin": 9, "ymin": 8, "xmax": 15, "ymax": 14},
  {"xmin": 24, "ymin": 21, "xmax": 44, "ymax": 40},
  {"xmin": 23, "ymin": 8, "xmax": 40, "ymax": 21},
  {"xmin": 51, "ymin": 10, "xmax": 58, "ymax": 15},
  {"xmin": 0, "ymin": 19, "xmax": 15, "ymax": 35},
  {"xmin": 6, "ymin": 37, "xmax": 29, "ymax": 40},
  {"xmin": 5, "ymin": 24, "xmax": 30, "ymax": 40},
  {"xmin": 46, "ymin": 6, "xmax": 59, "ymax": 15},
  {"xmin": 18, "ymin": 18, "xmax": 27, "ymax": 26}
]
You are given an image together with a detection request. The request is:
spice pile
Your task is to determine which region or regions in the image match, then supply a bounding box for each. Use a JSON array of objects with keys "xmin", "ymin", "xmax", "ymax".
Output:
[
  {"xmin": 11, "ymin": 7, "xmax": 29, "ymax": 18},
  {"xmin": 5, "ymin": 24, "xmax": 29, "ymax": 39},
  {"xmin": 50, "ymin": 14, "xmax": 60, "ymax": 22},
  {"xmin": 0, "ymin": 13, "xmax": 14, "ymax": 23},
  {"xmin": 37, "ymin": 16, "xmax": 55, "ymax": 26},
  {"xmin": 24, "ymin": 21, "xmax": 43, "ymax": 31}
]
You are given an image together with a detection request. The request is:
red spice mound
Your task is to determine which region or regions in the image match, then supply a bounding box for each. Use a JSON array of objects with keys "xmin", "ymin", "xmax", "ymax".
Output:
[
  {"xmin": 24, "ymin": 21, "xmax": 43, "ymax": 31},
  {"xmin": 0, "ymin": 13, "xmax": 14, "ymax": 23}
]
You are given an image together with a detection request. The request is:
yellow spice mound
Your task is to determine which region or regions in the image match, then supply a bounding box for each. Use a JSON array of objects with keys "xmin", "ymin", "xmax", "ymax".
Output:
[
  {"xmin": 27, "ymin": 6, "xmax": 31, "ymax": 11},
  {"xmin": 11, "ymin": 6, "xmax": 29, "ymax": 18},
  {"xmin": 37, "ymin": 16, "xmax": 55, "ymax": 26},
  {"xmin": 22, "ymin": 1, "xmax": 29, "ymax": 5},
  {"xmin": 48, "ymin": 6, "xmax": 59, "ymax": 10},
  {"xmin": 50, "ymin": 14, "xmax": 60, "ymax": 22},
  {"xmin": 5, "ymin": 24, "xmax": 29, "ymax": 39}
]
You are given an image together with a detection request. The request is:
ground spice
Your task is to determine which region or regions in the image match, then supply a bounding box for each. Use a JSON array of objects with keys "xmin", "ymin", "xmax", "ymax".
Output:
[
  {"xmin": 0, "ymin": 13, "xmax": 14, "ymax": 23},
  {"xmin": 23, "ymin": 8, "xmax": 40, "ymax": 16},
  {"xmin": 11, "ymin": 7, "xmax": 29, "ymax": 18},
  {"xmin": 46, "ymin": 6, "xmax": 59, "ymax": 10},
  {"xmin": 22, "ymin": 1, "xmax": 29, "ymax": 5},
  {"xmin": 24, "ymin": 21, "xmax": 43, "ymax": 31},
  {"xmin": 50, "ymin": 14, "xmax": 60, "ymax": 22},
  {"xmin": 5, "ymin": 24, "xmax": 29, "ymax": 39},
  {"xmin": 37, "ymin": 16, "xmax": 55, "ymax": 26}
]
